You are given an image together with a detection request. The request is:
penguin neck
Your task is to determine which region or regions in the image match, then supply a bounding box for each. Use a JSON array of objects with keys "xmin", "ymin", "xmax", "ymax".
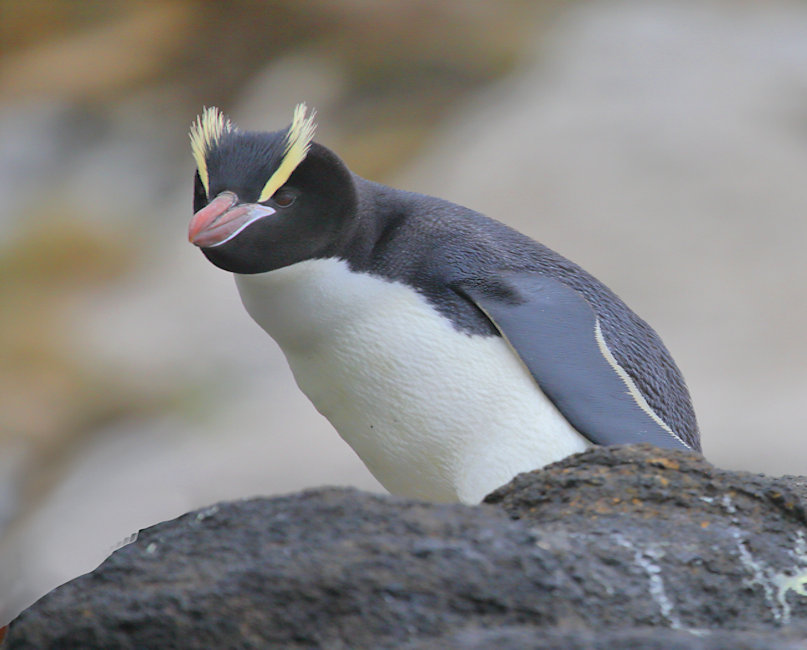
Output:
[
  {"xmin": 234, "ymin": 261, "xmax": 342, "ymax": 353},
  {"xmin": 331, "ymin": 174, "xmax": 409, "ymax": 271},
  {"xmin": 233, "ymin": 177, "xmax": 415, "ymax": 352}
]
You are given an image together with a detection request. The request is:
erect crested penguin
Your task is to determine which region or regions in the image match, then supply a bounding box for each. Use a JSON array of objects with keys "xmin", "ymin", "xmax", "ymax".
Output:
[{"xmin": 188, "ymin": 104, "xmax": 700, "ymax": 504}]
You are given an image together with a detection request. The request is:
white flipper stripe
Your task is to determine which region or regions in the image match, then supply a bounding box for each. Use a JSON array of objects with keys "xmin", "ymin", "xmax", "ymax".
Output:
[{"xmin": 594, "ymin": 319, "xmax": 690, "ymax": 449}]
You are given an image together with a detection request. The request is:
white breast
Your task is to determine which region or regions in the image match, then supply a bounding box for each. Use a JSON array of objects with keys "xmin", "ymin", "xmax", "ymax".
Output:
[{"xmin": 235, "ymin": 258, "xmax": 589, "ymax": 503}]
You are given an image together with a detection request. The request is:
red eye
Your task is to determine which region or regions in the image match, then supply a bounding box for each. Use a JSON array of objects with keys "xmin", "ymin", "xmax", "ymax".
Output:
[{"xmin": 273, "ymin": 188, "xmax": 297, "ymax": 208}]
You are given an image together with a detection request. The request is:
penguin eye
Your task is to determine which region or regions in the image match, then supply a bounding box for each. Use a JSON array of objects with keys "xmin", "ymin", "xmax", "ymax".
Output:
[{"xmin": 272, "ymin": 188, "xmax": 298, "ymax": 208}]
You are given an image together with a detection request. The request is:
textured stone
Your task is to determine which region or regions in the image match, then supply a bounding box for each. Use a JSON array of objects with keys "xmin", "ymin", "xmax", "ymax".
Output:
[
  {"xmin": 486, "ymin": 444, "xmax": 807, "ymax": 630},
  {"xmin": 6, "ymin": 445, "xmax": 807, "ymax": 648},
  {"xmin": 405, "ymin": 625, "xmax": 807, "ymax": 650}
]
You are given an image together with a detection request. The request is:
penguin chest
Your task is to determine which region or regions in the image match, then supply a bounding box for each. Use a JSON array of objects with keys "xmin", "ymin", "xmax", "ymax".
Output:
[{"xmin": 235, "ymin": 258, "xmax": 589, "ymax": 503}]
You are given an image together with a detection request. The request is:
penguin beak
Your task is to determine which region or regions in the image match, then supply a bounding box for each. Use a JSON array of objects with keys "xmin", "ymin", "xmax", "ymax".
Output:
[{"xmin": 189, "ymin": 191, "xmax": 276, "ymax": 248}]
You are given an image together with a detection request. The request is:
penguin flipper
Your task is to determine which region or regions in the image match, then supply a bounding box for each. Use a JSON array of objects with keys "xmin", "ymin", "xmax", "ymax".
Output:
[{"xmin": 457, "ymin": 273, "xmax": 692, "ymax": 451}]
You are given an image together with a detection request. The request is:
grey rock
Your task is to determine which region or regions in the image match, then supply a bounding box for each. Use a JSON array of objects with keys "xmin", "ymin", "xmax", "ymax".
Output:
[
  {"xmin": 405, "ymin": 625, "xmax": 807, "ymax": 650},
  {"xmin": 486, "ymin": 444, "xmax": 807, "ymax": 629},
  {"xmin": 6, "ymin": 445, "xmax": 807, "ymax": 648}
]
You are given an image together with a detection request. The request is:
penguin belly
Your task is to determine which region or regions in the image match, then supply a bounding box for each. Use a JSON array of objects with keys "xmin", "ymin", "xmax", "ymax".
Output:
[{"xmin": 236, "ymin": 258, "xmax": 590, "ymax": 503}]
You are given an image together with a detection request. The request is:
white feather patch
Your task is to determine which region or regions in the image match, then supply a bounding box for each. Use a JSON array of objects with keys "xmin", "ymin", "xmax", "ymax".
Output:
[{"xmin": 235, "ymin": 258, "xmax": 590, "ymax": 503}]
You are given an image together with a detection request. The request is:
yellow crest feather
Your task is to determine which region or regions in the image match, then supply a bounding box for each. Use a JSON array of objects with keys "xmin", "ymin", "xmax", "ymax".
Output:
[
  {"xmin": 189, "ymin": 107, "xmax": 234, "ymax": 196},
  {"xmin": 258, "ymin": 103, "xmax": 317, "ymax": 203}
]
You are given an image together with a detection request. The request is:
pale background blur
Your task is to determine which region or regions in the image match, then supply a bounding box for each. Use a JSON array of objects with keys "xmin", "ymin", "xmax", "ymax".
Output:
[{"xmin": 2, "ymin": 0, "xmax": 807, "ymax": 625}]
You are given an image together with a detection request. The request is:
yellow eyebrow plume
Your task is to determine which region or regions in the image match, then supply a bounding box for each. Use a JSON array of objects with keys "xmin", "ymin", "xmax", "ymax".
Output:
[
  {"xmin": 189, "ymin": 107, "xmax": 235, "ymax": 196},
  {"xmin": 258, "ymin": 103, "xmax": 317, "ymax": 203}
]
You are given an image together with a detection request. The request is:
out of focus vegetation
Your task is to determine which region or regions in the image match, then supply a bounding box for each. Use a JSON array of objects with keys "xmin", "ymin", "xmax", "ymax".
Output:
[{"xmin": 0, "ymin": 0, "xmax": 551, "ymax": 174}]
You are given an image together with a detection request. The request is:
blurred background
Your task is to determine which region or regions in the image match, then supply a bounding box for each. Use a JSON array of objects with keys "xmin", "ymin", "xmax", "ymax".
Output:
[{"xmin": 2, "ymin": 0, "xmax": 807, "ymax": 625}]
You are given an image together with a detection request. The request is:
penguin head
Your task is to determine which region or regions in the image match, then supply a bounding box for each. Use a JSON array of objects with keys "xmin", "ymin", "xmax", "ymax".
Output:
[{"xmin": 188, "ymin": 104, "xmax": 357, "ymax": 274}]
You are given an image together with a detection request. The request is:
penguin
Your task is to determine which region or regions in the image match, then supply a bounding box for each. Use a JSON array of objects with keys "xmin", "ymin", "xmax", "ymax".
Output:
[{"xmin": 188, "ymin": 104, "xmax": 700, "ymax": 504}]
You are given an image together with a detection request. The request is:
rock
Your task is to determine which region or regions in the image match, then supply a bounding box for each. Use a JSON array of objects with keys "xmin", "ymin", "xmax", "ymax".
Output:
[
  {"xmin": 405, "ymin": 625, "xmax": 807, "ymax": 650},
  {"xmin": 486, "ymin": 444, "xmax": 807, "ymax": 630},
  {"xmin": 5, "ymin": 445, "xmax": 807, "ymax": 648}
]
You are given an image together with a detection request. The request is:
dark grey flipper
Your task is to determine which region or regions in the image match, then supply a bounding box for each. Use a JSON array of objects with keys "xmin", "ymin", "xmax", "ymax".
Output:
[{"xmin": 458, "ymin": 273, "xmax": 692, "ymax": 451}]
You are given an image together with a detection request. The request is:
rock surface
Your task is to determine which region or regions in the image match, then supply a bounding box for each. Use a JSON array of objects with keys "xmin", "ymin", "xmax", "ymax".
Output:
[{"xmin": 5, "ymin": 445, "xmax": 807, "ymax": 648}]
